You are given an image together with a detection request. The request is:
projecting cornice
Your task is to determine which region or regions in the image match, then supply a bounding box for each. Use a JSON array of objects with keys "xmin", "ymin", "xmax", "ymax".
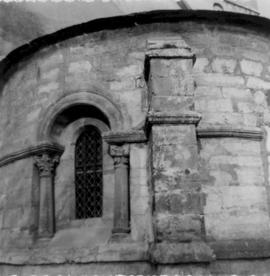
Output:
[
  {"xmin": 103, "ymin": 130, "xmax": 147, "ymax": 144},
  {"xmin": 197, "ymin": 125, "xmax": 264, "ymax": 141},
  {"xmin": 147, "ymin": 111, "xmax": 202, "ymax": 126},
  {"xmin": 1, "ymin": 10, "xmax": 270, "ymax": 79},
  {"xmin": 0, "ymin": 143, "xmax": 64, "ymax": 168}
]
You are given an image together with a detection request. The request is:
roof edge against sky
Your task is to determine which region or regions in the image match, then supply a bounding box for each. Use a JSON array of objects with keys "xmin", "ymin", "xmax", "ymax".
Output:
[{"xmin": 1, "ymin": 9, "xmax": 270, "ymax": 78}]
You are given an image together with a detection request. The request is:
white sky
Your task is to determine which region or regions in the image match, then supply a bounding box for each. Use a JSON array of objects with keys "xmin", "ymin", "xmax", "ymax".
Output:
[{"xmin": 257, "ymin": 0, "xmax": 270, "ymax": 18}]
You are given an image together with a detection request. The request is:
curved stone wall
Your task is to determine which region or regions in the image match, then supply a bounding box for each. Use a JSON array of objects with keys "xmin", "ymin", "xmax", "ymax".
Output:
[{"xmin": 0, "ymin": 10, "xmax": 270, "ymax": 275}]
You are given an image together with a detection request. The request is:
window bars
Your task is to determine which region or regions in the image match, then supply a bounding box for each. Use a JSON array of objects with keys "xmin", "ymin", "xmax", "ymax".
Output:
[{"xmin": 75, "ymin": 126, "xmax": 103, "ymax": 219}]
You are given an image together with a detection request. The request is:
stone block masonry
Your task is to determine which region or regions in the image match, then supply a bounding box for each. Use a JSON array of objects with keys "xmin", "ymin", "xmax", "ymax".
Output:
[
  {"xmin": 146, "ymin": 37, "xmax": 213, "ymax": 263},
  {"xmin": 1, "ymin": 9, "xmax": 270, "ymax": 275}
]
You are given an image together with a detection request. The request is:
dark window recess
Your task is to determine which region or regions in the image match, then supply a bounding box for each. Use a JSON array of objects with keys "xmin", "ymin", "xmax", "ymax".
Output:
[{"xmin": 75, "ymin": 126, "xmax": 103, "ymax": 219}]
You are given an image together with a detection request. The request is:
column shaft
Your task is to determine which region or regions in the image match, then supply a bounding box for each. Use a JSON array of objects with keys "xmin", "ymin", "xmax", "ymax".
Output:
[
  {"xmin": 35, "ymin": 153, "xmax": 59, "ymax": 239},
  {"xmin": 110, "ymin": 145, "xmax": 130, "ymax": 234},
  {"xmin": 39, "ymin": 174, "xmax": 54, "ymax": 238}
]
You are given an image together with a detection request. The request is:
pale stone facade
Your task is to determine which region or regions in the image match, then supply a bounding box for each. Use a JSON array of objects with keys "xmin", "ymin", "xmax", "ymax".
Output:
[{"xmin": 1, "ymin": 9, "xmax": 270, "ymax": 275}]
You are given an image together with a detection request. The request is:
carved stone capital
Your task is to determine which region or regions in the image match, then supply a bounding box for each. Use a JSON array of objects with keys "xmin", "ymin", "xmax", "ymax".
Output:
[
  {"xmin": 113, "ymin": 156, "xmax": 129, "ymax": 167},
  {"xmin": 109, "ymin": 144, "xmax": 129, "ymax": 157},
  {"xmin": 34, "ymin": 153, "xmax": 60, "ymax": 177},
  {"xmin": 109, "ymin": 145, "xmax": 129, "ymax": 167},
  {"xmin": 0, "ymin": 143, "xmax": 64, "ymax": 169}
]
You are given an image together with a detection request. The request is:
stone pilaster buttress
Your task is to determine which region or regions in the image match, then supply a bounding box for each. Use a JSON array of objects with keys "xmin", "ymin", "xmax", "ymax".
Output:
[{"xmin": 145, "ymin": 37, "xmax": 215, "ymax": 263}]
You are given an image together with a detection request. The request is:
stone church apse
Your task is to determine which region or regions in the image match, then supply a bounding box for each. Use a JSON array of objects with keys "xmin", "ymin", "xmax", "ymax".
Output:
[{"xmin": 0, "ymin": 10, "xmax": 270, "ymax": 276}]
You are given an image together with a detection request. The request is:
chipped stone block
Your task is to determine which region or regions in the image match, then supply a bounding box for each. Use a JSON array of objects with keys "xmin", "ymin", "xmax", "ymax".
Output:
[
  {"xmin": 195, "ymin": 86, "xmax": 222, "ymax": 99},
  {"xmin": 221, "ymin": 87, "xmax": 253, "ymax": 99},
  {"xmin": 151, "ymin": 95, "xmax": 194, "ymax": 112},
  {"xmin": 195, "ymin": 73, "xmax": 245, "ymax": 88},
  {"xmin": 153, "ymin": 171, "xmax": 201, "ymax": 193},
  {"xmin": 155, "ymin": 191, "xmax": 205, "ymax": 214},
  {"xmin": 150, "ymin": 59, "xmax": 194, "ymax": 96},
  {"xmin": 254, "ymin": 90, "xmax": 267, "ymax": 105},
  {"xmin": 246, "ymin": 77, "xmax": 270, "ymax": 90},
  {"xmin": 209, "ymin": 155, "xmax": 262, "ymax": 168},
  {"xmin": 195, "ymin": 98, "xmax": 233, "ymax": 113},
  {"xmin": 155, "ymin": 213, "xmax": 203, "ymax": 242},
  {"xmin": 240, "ymin": 59, "xmax": 263, "ymax": 77},
  {"xmin": 38, "ymin": 52, "xmax": 64, "ymax": 72},
  {"xmin": 150, "ymin": 242, "xmax": 214, "ymax": 263},
  {"xmin": 237, "ymin": 102, "xmax": 254, "ymax": 113},
  {"xmin": 153, "ymin": 144, "xmax": 198, "ymax": 170},
  {"xmin": 68, "ymin": 60, "xmax": 92, "ymax": 74},
  {"xmin": 131, "ymin": 214, "xmax": 149, "ymax": 241},
  {"xmin": 130, "ymin": 145, "xmax": 147, "ymax": 169},
  {"xmin": 26, "ymin": 108, "xmax": 42, "ymax": 123},
  {"xmin": 212, "ymin": 58, "xmax": 237, "ymax": 74},
  {"xmin": 152, "ymin": 125, "xmax": 196, "ymax": 146},
  {"xmin": 116, "ymin": 64, "xmax": 142, "ymax": 77},
  {"xmin": 205, "ymin": 211, "xmax": 270, "ymax": 240},
  {"xmin": 40, "ymin": 68, "xmax": 60, "ymax": 81},
  {"xmin": 193, "ymin": 57, "xmax": 210, "ymax": 73},
  {"xmin": 265, "ymin": 126, "xmax": 270, "ymax": 152}
]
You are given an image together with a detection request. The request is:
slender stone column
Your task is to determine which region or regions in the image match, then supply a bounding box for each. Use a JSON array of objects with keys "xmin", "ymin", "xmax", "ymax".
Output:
[
  {"xmin": 109, "ymin": 144, "xmax": 130, "ymax": 234},
  {"xmin": 35, "ymin": 153, "xmax": 60, "ymax": 238}
]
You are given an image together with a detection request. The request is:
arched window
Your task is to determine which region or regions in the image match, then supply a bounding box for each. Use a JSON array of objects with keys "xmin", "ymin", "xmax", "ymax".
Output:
[{"xmin": 75, "ymin": 125, "xmax": 103, "ymax": 219}]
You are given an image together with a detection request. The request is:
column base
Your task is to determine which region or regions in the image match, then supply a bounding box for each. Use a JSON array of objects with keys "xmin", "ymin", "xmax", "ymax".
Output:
[
  {"xmin": 38, "ymin": 231, "xmax": 54, "ymax": 240},
  {"xmin": 112, "ymin": 227, "xmax": 130, "ymax": 234},
  {"xmin": 35, "ymin": 236, "xmax": 53, "ymax": 248},
  {"xmin": 110, "ymin": 232, "xmax": 131, "ymax": 243}
]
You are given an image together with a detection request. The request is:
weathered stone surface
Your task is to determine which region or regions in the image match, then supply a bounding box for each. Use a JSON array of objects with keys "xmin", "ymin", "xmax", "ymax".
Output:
[
  {"xmin": 150, "ymin": 242, "xmax": 215, "ymax": 264},
  {"xmin": 195, "ymin": 86, "xmax": 222, "ymax": 99},
  {"xmin": 68, "ymin": 60, "xmax": 92, "ymax": 74},
  {"xmin": 240, "ymin": 59, "xmax": 263, "ymax": 77},
  {"xmin": 195, "ymin": 73, "xmax": 245, "ymax": 88},
  {"xmin": 210, "ymin": 239, "xmax": 270, "ymax": 260},
  {"xmin": 155, "ymin": 213, "xmax": 203, "ymax": 242},
  {"xmin": 221, "ymin": 87, "xmax": 253, "ymax": 99},
  {"xmin": 196, "ymin": 98, "xmax": 233, "ymax": 112},
  {"xmin": 1, "ymin": 12, "xmax": 270, "ymax": 271},
  {"xmin": 0, "ymin": 262, "xmax": 153, "ymax": 275},
  {"xmin": 211, "ymin": 58, "xmax": 236, "ymax": 74},
  {"xmin": 155, "ymin": 192, "xmax": 205, "ymax": 214},
  {"xmin": 38, "ymin": 51, "xmax": 64, "ymax": 72},
  {"xmin": 211, "ymin": 259, "xmax": 270, "ymax": 276},
  {"xmin": 150, "ymin": 120, "xmax": 206, "ymax": 245},
  {"xmin": 246, "ymin": 76, "xmax": 270, "ymax": 90},
  {"xmin": 150, "ymin": 59, "xmax": 195, "ymax": 97},
  {"xmin": 193, "ymin": 57, "xmax": 210, "ymax": 73},
  {"xmin": 151, "ymin": 95, "xmax": 194, "ymax": 111}
]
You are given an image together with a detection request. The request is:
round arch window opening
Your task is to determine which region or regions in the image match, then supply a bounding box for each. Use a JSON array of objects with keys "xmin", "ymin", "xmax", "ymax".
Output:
[{"xmin": 75, "ymin": 125, "xmax": 103, "ymax": 219}]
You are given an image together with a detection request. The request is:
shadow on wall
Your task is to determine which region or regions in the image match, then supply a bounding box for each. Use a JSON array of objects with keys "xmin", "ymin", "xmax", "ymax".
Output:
[{"xmin": 0, "ymin": 2, "xmax": 45, "ymax": 59}]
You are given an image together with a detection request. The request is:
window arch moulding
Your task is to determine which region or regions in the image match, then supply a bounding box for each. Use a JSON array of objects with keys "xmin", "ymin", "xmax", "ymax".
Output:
[{"xmin": 36, "ymin": 92, "xmax": 124, "ymax": 143}]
